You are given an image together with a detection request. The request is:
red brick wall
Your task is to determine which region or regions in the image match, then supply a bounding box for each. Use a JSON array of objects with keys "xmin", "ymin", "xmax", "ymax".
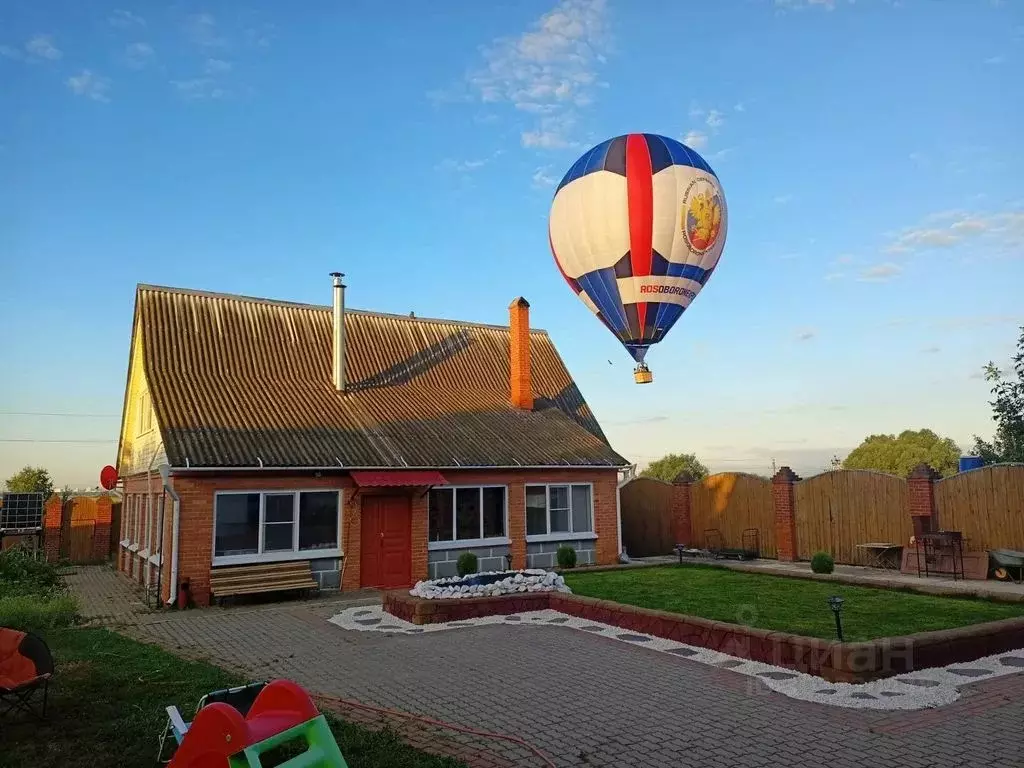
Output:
[
  {"xmin": 43, "ymin": 496, "xmax": 62, "ymax": 563},
  {"xmin": 670, "ymin": 475, "xmax": 693, "ymax": 546},
  {"xmin": 772, "ymin": 467, "xmax": 800, "ymax": 562},
  {"xmin": 139, "ymin": 467, "xmax": 619, "ymax": 607}
]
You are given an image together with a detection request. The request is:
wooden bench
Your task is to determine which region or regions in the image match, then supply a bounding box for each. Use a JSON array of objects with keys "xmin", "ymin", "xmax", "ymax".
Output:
[{"xmin": 209, "ymin": 561, "xmax": 319, "ymax": 605}]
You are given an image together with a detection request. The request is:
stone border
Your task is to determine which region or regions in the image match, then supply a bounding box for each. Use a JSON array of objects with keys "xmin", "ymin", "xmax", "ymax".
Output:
[
  {"xmin": 382, "ymin": 590, "xmax": 1024, "ymax": 684},
  {"xmin": 330, "ymin": 605, "xmax": 1024, "ymax": 712}
]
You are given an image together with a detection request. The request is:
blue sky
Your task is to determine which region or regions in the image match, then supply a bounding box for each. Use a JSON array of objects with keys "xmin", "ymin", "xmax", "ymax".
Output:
[{"xmin": 1, "ymin": 0, "xmax": 1022, "ymax": 487}]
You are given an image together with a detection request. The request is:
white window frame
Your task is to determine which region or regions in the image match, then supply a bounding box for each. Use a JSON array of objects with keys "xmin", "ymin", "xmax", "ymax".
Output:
[
  {"xmin": 427, "ymin": 485, "xmax": 511, "ymax": 551},
  {"xmin": 129, "ymin": 495, "xmax": 141, "ymax": 552},
  {"xmin": 525, "ymin": 482, "xmax": 597, "ymax": 543},
  {"xmin": 212, "ymin": 489, "xmax": 342, "ymax": 566}
]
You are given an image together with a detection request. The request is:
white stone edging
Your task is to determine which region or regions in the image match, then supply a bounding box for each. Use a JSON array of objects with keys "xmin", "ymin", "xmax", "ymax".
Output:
[{"xmin": 409, "ymin": 569, "xmax": 571, "ymax": 599}]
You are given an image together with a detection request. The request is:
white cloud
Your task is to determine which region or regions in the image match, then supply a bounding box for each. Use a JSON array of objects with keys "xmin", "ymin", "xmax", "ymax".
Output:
[
  {"xmin": 0, "ymin": 45, "xmax": 26, "ymax": 62},
  {"xmin": 452, "ymin": 0, "xmax": 608, "ymax": 151},
  {"xmin": 774, "ymin": 194, "xmax": 793, "ymax": 204},
  {"xmin": 67, "ymin": 70, "xmax": 111, "ymax": 102},
  {"xmin": 795, "ymin": 329, "xmax": 817, "ymax": 342},
  {"xmin": 185, "ymin": 13, "xmax": 225, "ymax": 48},
  {"xmin": 26, "ymin": 34, "xmax": 61, "ymax": 60},
  {"xmin": 709, "ymin": 147, "xmax": 735, "ymax": 162},
  {"xmin": 437, "ymin": 151, "xmax": 503, "ymax": 174},
  {"xmin": 909, "ymin": 151, "xmax": 927, "ymax": 165},
  {"xmin": 204, "ymin": 58, "xmax": 232, "ymax": 75},
  {"xmin": 776, "ymin": 0, "xmax": 845, "ymax": 9},
  {"xmin": 682, "ymin": 130, "xmax": 708, "ymax": 149},
  {"xmin": 688, "ymin": 102, "xmax": 704, "ymax": 119},
  {"xmin": 823, "ymin": 272, "xmax": 845, "ymax": 281},
  {"xmin": 172, "ymin": 77, "xmax": 225, "ymax": 100},
  {"xmin": 109, "ymin": 10, "xmax": 145, "ymax": 28},
  {"xmin": 521, "ymin": 114, "xmax": 578, "ymax": 149},
  {"xmin": 885, "ymin": 209, "xmax": 1024, "ymax": 255},
  {"xmin": 858, "ymin": 263, "xmax": 903, "ymax": 282},
  {"xmin": 984, "ymin": 55, "xmax": 1005, "ymax": 65},
  {"xmin": 125, "ymin": 42, "xmax": 154, "ymax": 69},
  {"xmin": 532, "ymin": 166, "xmax": 559, "ymax": 188},
  {"xmin": 705, "ymin": 109, "xmax": 725, "ymax": 129},
  {"xmin": 734, "ymin": 102, "xmax": 745, "ymax": 112}
]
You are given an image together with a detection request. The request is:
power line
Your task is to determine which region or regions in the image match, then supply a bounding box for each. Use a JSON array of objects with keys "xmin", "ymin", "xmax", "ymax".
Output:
[{"xmin": 0, "ymin": 411, "xmax": 120, "ymax": 418}]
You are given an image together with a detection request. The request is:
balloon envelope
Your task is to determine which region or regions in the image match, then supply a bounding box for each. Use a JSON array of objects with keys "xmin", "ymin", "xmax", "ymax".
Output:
[{"xmin": 548, "ymin": 133, "xmax": 727, "ymax": 366}]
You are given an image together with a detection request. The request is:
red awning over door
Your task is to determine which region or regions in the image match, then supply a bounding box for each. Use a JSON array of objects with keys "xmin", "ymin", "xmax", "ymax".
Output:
[{"xmin": 349, "ymin": 470, "xmax": 449, "ymax": 487}]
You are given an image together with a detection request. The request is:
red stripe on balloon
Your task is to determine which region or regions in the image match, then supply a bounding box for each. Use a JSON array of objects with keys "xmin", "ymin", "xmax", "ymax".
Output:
[{"xmin": 625, "ymin": 133, "xmax": 653, "ymax": 336}]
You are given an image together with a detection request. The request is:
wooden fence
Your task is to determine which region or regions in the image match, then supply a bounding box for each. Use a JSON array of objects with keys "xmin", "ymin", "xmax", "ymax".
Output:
[
  {"xmin": 619, "ymin": 465, "xmax": 1024, "ymax": 564},
  {"xmin": 936, "ymin": 465, "xmax": 1024, "ymax": 553},
  {"xmin": 44, "ymin": 494, "xmax": 117, "ymax": 564},
  {"xmin": 691, "ymin": 473, "xmax": 777, "ymax": 558},
  {"xmin": 794, "ymin": 471, "xmax": 910, "ymax": 564},
  {"xmin": 619, "ymin": 477, "xmax": 675, "ymax": 557}
]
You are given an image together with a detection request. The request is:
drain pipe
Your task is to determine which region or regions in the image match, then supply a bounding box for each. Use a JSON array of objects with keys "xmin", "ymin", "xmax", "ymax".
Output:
[{"xmin": 159, "ymin": 463, "xmax": 182, "ymax": 606}]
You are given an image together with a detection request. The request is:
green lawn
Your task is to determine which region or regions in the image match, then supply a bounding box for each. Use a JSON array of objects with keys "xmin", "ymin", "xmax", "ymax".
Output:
[
  {"xmin": 564, "ymin": 564, "xmax": 1024, "ymax": 641},
  {"xmin": 0, "ymin": 628, "xmax": 464, "ymax": 768}
]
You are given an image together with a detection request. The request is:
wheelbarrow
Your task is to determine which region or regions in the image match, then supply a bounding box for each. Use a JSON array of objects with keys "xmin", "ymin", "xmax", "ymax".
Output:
[{"xmin": 989, "ymin": 549, "xmax": 1024, "ymax": 583}]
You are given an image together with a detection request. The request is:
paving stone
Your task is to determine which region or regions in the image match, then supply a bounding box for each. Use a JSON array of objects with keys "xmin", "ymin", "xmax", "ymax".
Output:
[
  {"xmin": 547, "ymin": 617, "xmax": 569, "ymax": 624},
  {"xmin": 616, "ymin": 634, "xmax": 652, "ymax": 643},
  {"xmin": 664, "ymin": 647, "xmax": 698, "ymax": 657},
  {"xmin": 815, "ymin": 689, "xmax": 837, "ymax": 695},
  {"xmin": 948, "ymin": 667, "xmax": 992, "ymax": 678},
  {"xmin": 716, "ymin": 660, "xmax": 745, "ymax": 668},
  {"xmin": 578, "ymin": 625, "xmax": 606, "ymax": 632},
  {"xmin": 897, "ymin": 678, "xmax": 942, "ymax": 687},
  {"xmin": 850, "ymin": 693, "xmax": 876, "ymax": 700},
  {"xmin": 880, "ymin": 691, "xmax": 905, "ymax": 697},
  {"xmin": 757, "ymin": 671, "xmax": 798, "ymax": 680},
  {"xmin": 998, "ymin": 656, "xmax": 1024, "ymax": 667},
  {"xmin": 355, "ymin": 618, "xmax": 381, "ymax": 626}
]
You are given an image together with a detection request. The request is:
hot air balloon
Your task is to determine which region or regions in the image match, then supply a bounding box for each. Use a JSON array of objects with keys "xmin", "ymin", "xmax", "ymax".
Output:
[{"xmin": 548, "ymin": 133, "xmax": 728, "ymax": 383}]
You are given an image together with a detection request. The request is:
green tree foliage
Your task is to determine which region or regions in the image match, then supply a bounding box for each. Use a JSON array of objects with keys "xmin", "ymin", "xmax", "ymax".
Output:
[
  {"xmin": 5, "ymin": 465, "xmax": 55, "ymax": 498},
  {"xmin": 842, "ymin": 429, "xmax": 961, "ymax": 477},
  {"xmin": 971, "ymin": 326, "xmax": 1024, "ymax": 464},
  {"xmin": 640, "ymin": 452, "xmax": 710, "ymax": 482}
]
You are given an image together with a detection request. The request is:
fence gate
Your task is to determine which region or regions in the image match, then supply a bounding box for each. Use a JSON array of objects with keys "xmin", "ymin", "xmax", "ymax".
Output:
[{"xmin": 67, "ymin": 498, "xmax": 98, "ymax": 563}]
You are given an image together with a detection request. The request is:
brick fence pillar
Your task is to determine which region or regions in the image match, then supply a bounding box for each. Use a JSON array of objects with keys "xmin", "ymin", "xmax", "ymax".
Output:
[
  {"xmin": 508, "ymin": 482, "xmax": 527, "ymax": 570},
  {"xmin": 773, "ymin": 467, "xmax": 800, "ymax": 562},
  {"xmin": 670, "ymin": 472, "xmax": 694, "ymax": 546},
  {"xmin": 43, "ymin": 496, "xmax": 62, "ymax": 563},
  {"xmin": 92, "ymin": 496, "xmax": 113, "ymax": 562},
  {"xmin": 907, "ymin": 463, "xmax": 939, "ymax": 539}
]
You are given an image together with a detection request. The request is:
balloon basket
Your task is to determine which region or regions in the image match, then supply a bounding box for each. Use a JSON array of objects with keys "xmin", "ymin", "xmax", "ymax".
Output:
[{"xmin": 633, "ymin": 365, "xmax": 653, "ymax": 384}]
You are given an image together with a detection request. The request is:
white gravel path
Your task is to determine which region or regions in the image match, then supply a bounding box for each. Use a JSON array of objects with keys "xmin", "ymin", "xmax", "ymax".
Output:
[{"xmin": 328, "ymin": 605, "xmax": 1024, "ymax": 711}]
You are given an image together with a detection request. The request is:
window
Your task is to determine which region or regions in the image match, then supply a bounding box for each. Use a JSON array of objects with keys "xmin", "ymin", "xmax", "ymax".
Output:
[
  {"xmin": 137, "ymin": 391, "xmax": 153, "ymax": 435},
  {"xmin": 213, "ymin": 490, "xmax": 340, "ymax": 562},
  {"xmin": 428, "ymin": 486, "xmax": 507, "ymax": 544},
  {"xmin": 525, "ymin": 484, "xmax": 593, "ymax": 538}
]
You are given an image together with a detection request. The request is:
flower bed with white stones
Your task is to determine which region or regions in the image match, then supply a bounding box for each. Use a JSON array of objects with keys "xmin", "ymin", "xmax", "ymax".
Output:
[{"xmin": 409, "ymin": 569, "xmax": 571, "ymax": 600}]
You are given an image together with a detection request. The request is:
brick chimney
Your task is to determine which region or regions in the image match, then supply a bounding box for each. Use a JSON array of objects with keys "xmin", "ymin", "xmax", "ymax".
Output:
[{"xmin": 509, "ymin": 297, "xmax": 533, "ymax": 410}]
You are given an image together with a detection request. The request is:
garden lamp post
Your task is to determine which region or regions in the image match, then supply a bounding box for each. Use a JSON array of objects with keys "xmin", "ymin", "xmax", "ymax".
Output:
[{"xmin": 827, "ymin": 595, "xmax": 845, "ymax": 641}]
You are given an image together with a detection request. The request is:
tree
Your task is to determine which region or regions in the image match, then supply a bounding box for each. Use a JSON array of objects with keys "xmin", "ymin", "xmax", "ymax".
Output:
[
  {"xmin": 842, "ymin": 429, "xmax": 961, "ymax": 477},
  {"xmin": 971, "ymin": 325, "xmax": 1024, "ymax": 464},
  {"xmin": 640, "ymin": 452, "xmax": 710, "ymax": 482},
  {"xmin": 5, "ymin": 465, "xmax": 55, "ymax": 498}
]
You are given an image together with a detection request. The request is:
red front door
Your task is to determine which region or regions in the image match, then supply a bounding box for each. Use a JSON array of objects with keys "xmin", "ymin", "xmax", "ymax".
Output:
[{"xmin": 360, "ymin": 495, "xmax": 412, "ymax": 589}]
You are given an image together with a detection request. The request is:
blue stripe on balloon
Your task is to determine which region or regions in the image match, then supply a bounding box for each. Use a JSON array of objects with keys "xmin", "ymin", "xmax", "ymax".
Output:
[
  {"xmin": 555, "ymin": 137, "xmax": 613, "ymax": 194},
  {"xmin": 650, "ymin": 302, "xmax": 685, "ymax": 344},
  {"xmin": 645, "ymin": 134, "xmax": 675, "ymax": 175},
  {"xmin": 577, "ymin": 267, "xmax": 629, "ymax": 335},
  {"xmin": 657, "ymin": 134, "xmax": 717, "ymax": 179},
  {"xmin": 665, "ymin": 263, "xmax": 710, "ymax": 282}
]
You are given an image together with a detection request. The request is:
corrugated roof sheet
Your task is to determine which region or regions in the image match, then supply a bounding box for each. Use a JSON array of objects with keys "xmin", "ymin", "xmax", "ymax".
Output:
[{"xmin": 136, "ymin": 284, "xmax": 628, "ymax": 469}]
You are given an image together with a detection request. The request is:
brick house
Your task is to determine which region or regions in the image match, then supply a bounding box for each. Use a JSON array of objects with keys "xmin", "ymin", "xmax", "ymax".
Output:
[{"xmin": 115, "ymin": 278, "xmax": 628, "ymax": 607}]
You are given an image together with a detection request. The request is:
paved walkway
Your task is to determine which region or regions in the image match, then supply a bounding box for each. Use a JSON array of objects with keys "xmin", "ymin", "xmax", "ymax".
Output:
[
  {"xmin": 631, "ymin": 556, "xmax": 1024, "ymax": 601},
  {"xmin": 72, "ymin": 567, "xmax": 1024, "ymax": 767}
]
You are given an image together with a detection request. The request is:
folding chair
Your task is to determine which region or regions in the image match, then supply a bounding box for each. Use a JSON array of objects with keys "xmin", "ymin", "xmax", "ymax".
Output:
[
  {"xmin": 0, "ymin": 628, "xmax": 53, "ymax": 724},
  {"xmin": 157, "ymin": 680, "xmax": 267, "ymax": 764}
]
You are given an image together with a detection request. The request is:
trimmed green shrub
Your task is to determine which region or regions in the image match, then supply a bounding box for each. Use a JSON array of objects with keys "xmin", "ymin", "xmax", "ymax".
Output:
[
  {"xmin": 456, "ymin": 551, "xmax": 479, "ymax": 577},
  {"xmin": 0, "ymin": 594, "xmax": 78, "ymax": 633},
  {"xmin": 811, "ymin": 551, "xmax": 835, "ymax": 574},
  {"xmin": 556, "ymin": 545, "xmax": 577, "ymax": 569}
]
